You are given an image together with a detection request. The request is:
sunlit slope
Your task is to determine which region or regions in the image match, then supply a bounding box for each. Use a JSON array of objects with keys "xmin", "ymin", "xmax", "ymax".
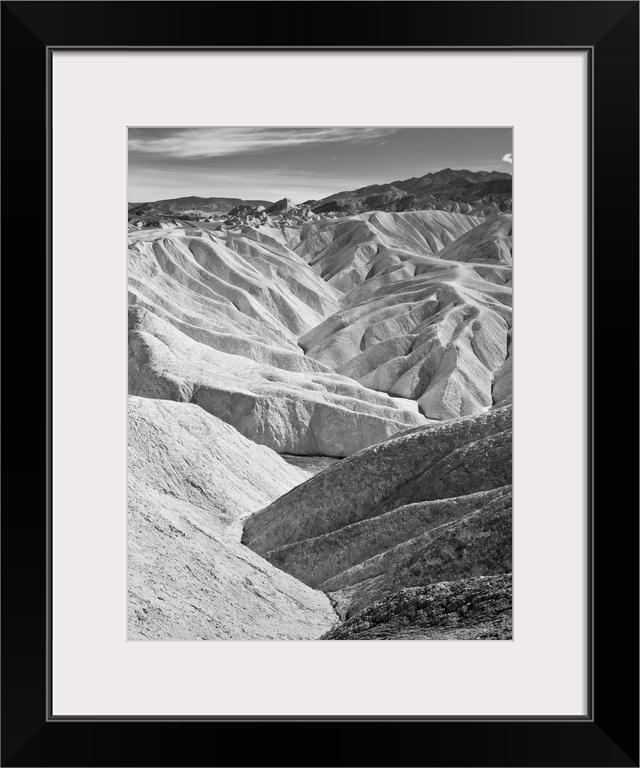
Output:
[
  {"xmin": 128, "ymin": 229, "xmax": 340, "ymax": 372},
  {"xmin": 129, "ymin": 306, "xmax": 425, "ymax": 456},
  {"xmin": 294, "ymin": 210, "xmax": 483, "ymax": 291},
  {"xmin": 300, "ymin": 217, "xmax": 512, "ymax": 420},
  {"xmin": 438, "ymin": 213, "xmax": 512, "ymax": 264},
  {"xmin": 128, "ymin": 228, "xmax": 426, "ymax": 455},
  {"xmin": 128, "ymin": 396, "xmax": 337, "ymax": 640}
]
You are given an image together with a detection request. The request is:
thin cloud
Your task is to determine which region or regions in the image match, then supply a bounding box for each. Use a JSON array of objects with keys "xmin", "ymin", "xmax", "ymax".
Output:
[
  {"xmin": 502, "ymin": 153, "xmax": 513, "ymax": 164},
  {"xmin": 128, "ymin": 127, "xmax": 399, "ymax": 159}
]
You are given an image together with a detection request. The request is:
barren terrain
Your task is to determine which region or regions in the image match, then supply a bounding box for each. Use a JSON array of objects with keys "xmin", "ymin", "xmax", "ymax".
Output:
[{"xmin": 128, "ymin": 167, "xmax": 513, "ymax": 640}]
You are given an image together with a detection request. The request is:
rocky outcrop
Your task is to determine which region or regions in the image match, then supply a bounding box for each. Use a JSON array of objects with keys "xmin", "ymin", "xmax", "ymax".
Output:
[
  {"xmin": 244, "ymin": 405, "xmax": 511, "ymax": 553},
  {"xmin": 321, "ymin": 574, "xmax": 512, "ymax": 640},
  {"xmin": 243, "ymin": 407, "xmax": 512, "ymax": 615},
  {"xmin": 324, "ymin": 486, "xmax": 511, "ymax": 617},
  {"xmin": 264, "ymin": 198, "xmax": 298, "ymax": 215},
  {"xmin": 128, "ymin": 396, "xmax": 337, "ymax": 640},
  {"xmin": 298, "ymin": 224, "xmax": 512, "ymax": 420},
  {"xmin": 262, "ymin": 487, "xmax": 509, "ymax": 591},
  {"xmin": 129, "ymin": 307, "xmax": 426, "ymax": 456},
  {"xmin": 294, "ymin": 210, "xmax": 483, "ymax": 291},
  {"xmin": 128, "ymin": 229, "xmax": 341, "ymax": 370},
  {"xmin": 128, "ymin": 226, "xmax": 427, "ymax": 456}
]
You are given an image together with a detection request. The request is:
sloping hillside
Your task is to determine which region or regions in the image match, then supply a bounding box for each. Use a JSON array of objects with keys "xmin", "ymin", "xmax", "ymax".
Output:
[
  {"xmin": 128, "ymin": 396, "xmax": 337, "ymax": 640},
  {"xmin": 294, "ymin": 210, "xmax": 483, "ymax": 290},
  {"xmin": 128, "ymin": 225, "xmax": 428, "ymax": 456},
  {"xmin": 321, "ymin": 574, "xmax": 512, "ymax": 640},
  {"xmin": 129, "ymin": 306, "xmax": 425, "ymax": 456},
  {"xmin": 243, "ymin": 406, "xmax": 512, "ymax": 616}
]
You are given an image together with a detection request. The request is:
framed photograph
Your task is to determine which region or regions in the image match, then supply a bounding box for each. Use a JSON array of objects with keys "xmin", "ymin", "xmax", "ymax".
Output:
[
  {"xmin": 2, "ymin": 1, "xmax": 638, "ymax": 766},
  {"xmin": 126, "ymin": 123, "xmax": 515, "ymax": 646}
]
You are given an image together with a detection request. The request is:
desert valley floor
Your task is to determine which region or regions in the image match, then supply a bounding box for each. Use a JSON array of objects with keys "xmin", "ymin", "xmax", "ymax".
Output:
[{"xmin": 127, "ymin": 172, "xmax": 513, "ymax": 640}]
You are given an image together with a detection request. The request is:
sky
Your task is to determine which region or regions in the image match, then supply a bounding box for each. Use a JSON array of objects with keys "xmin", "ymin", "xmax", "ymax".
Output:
[{"xmin": 128, "ymin": 127, "xmax": 512, "ymax": 204}]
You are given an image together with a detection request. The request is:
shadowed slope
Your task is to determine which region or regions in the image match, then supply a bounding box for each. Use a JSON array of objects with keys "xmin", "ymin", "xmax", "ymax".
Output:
[
  {"xmin": 322, "ymin": 574, "xmax": 512, "ymax": 640},
  {"xmin": 243, "ymin": 405, "xmax": 511, "ymax": 554},
  {"xmin": 263, "ymin": 486, "xmax": 509, "ymax": 590},
  {"xmin": 243, "ymin": 406, "xmax": 511, "ymax": 615},
  {"xmin": 324, "ymin": 486, "xmax": 511, "ymax": 617}
]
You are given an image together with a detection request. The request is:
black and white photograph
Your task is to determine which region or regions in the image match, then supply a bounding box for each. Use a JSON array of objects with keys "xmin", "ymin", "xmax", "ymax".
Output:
[
  {"xmin": 127, "ymin": 126, "xmax": 513, "ymax": 641},
  {"xmin": 6, "ymin": 0, "xmax": 638, "ymax": 758}
]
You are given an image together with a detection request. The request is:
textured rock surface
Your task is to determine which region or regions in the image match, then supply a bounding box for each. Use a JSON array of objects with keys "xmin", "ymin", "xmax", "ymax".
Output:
[
  {"xmin": 128, "ymin": 229, "xmax": 340, "ymax": 372},
  {"xmin": 263, "ymin": 487, "xmax": 508, "ymax": 590},
  {"xmin": 244, "ymin": 406, "xmax": 511, "ymax": 554},
  {"xmin": 299, "ymin": 216, "xmax": 512, "ymax": 420},
  {"xmin": 321, "ymin": 574, "xmax": 512, "ymax": 640},
  {"xmin": 492, "ymin": 346, "xmax": 512, "ymax": 406},
  {"xmin": 243, "ymin": 407, "xmax": 511, "ymax": 616},
  {"xmin": 128, "ymin": 397, "xmax": 337, "ymax": 640},
  {"xmin": 294, "ymin": 210, "xmax": 482, "ymax": 290},
  {"xmin": 438, "ymin": 214, "xmax": 512, "ymax": 264},
  {"xmin": 325, "ymin": 486, "xmax": 511, "ymax": 617},
  {"xmin": 129, "ymin": 305, "xmax": 426, "ymax": 457}
]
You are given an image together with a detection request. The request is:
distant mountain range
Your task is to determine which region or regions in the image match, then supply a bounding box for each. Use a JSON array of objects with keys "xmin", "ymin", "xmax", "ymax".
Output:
[
  {"xmin": 128, "ymin": 169, "xmax": 512, "ymax": 218},
  {"xmin": 128, "ymin": 196, "xmax": 274, "ymax": 215},
  {"xmin": 305, "ymin": 168, "xmax": 512, "ymax": 214}
]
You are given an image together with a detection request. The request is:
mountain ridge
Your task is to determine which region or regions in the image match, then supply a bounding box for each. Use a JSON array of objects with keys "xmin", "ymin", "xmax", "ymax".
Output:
[
  {"xmin": 129, "ymin": 168, "xmax": 512, "ymax": 215},
  {"xmin": 129, "ymin": 195, "xmax": 274, "ymax": 215},
  {"xmin": 303, "ymin": 168, "xmax": 512, "ymax": 215}
]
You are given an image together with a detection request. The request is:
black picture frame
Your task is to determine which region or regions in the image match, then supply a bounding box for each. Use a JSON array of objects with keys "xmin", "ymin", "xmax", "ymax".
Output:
[{"xmin": 2, "ymin": 2, "xmax": 638, "ymax": 766}]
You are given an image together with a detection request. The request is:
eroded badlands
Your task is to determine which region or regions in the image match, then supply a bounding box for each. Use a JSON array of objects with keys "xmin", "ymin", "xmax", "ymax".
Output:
[{"xmin": 128, "ymin": 189, "xmax": 513, "ymax": 640}]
